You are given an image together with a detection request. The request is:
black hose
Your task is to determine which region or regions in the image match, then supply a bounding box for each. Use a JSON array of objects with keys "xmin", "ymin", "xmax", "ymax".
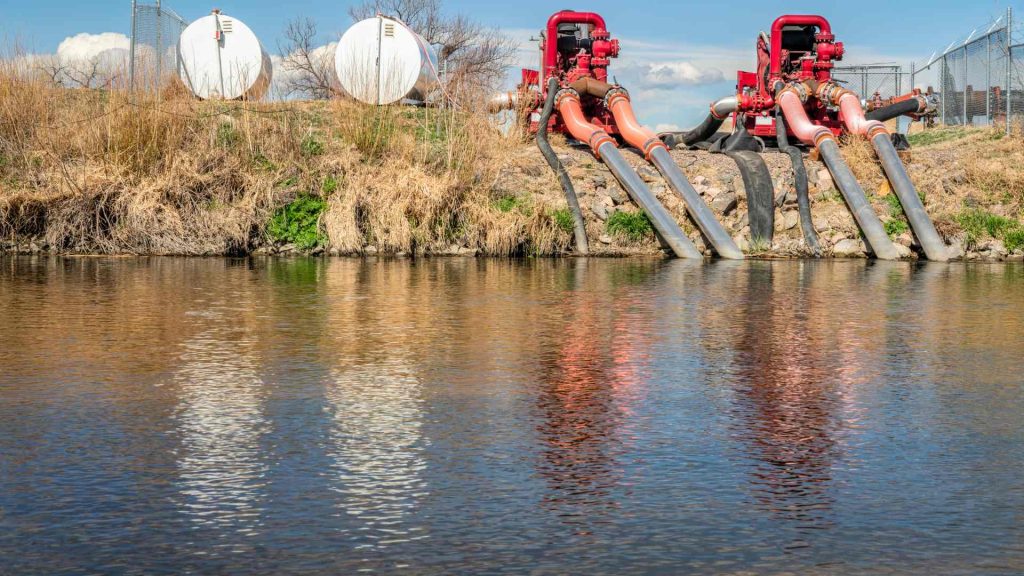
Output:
[
  {"xmin": 537, "ymin": 77, "xmax": 588, "ymax": 254},
  {"xmin": 726, "ymin": 150, "xmax": 775, "ymax": 245},
  {"xmin": 659, "ymin": 113, "xmax": 724, "ymax": 149},
  {"xmin": 775, "ymin": 110, "xmax": 821, "ymax": 254},
  {"xmin": 865, "ymin": 99, "xmax": 924, "ymax": 123}
]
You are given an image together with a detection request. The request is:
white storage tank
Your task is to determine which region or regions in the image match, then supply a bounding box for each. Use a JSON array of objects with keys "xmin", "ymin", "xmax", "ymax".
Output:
[
  {"xmin": 335, "ymin": 16, "xmax": 438, "ymax": 105},
  {"xmin": 178, "ymin": 10, "xmax": 272, "ymax": 100}
]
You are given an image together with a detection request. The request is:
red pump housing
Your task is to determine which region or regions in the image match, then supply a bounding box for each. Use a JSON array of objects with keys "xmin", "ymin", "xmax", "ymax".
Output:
[
  {"xmin": 735, "ymin": 15, "xmax": 847, "ymax": 139},
  {"xmin": 518, "ymin": 10, "xmax": 622, "ymax": 136}
]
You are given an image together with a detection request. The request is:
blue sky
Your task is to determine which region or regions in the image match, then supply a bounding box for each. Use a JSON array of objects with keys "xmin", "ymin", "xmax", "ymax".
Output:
[{"xmin": 1, "ymin": 0, "xmax": 1018, "ymax": 126}]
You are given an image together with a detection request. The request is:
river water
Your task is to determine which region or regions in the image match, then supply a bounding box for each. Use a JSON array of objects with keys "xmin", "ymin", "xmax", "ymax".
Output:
[{"xmin": 1, "ymin": 256, "xmax": 1022, "ymax": 575}]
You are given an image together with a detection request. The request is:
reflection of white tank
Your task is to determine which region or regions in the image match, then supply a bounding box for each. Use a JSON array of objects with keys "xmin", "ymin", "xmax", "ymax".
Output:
[
  {"xmin": 178, "ymin": 10, "xmax": 272, "ymax": 100},
  {"xmin": 335, "ymin": 16, "xmax": 438, "ymax": 105}
]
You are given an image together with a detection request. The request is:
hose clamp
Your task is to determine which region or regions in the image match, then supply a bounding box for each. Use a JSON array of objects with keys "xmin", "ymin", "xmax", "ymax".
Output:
[
  {"xmin": 779, "ymin": 82, "xmax": 809, "ymax": 102},
  {"xmin": 603, "ymin": 86, "xmax": 630, "ymax": 109},
  {"xmin": 816, "ymin": 82, "xmax": 850, "ymax": 106},
  {"xmin": 553, "ymin": 88, "xmax": 580, "ymax": 108}
]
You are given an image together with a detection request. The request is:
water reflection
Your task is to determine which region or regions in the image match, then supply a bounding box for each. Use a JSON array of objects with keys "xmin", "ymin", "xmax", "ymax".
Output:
[
  {"xmin": 173, "ymin": 315, "xmax": 269, "ymax": 545},
  {"xmin": 727, "ymin": 263, "xmax": 839, "ymax": 539},
  {"xmin": 534, "ymin": 261, "xmax": 649, "ymax": 534}
]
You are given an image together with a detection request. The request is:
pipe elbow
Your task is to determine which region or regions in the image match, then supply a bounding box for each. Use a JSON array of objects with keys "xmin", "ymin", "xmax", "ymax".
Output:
[
  {"xmin": 711, "ymin": 95, "xmax": 739, "ymax": 120},
  {"xmin": 605, "ymin": 87, "xmax": 667, "ymax": 159},
  {"xmin": 556, "ymin": 90, "xmax": 616, "ymax": 157},
  {"xmin": 777, "ymin": 89, "xmax": 833, "ymax": 146},
  {"xmin": 836, "ymin": 91, "xmax": 888, "ymax": 138}
]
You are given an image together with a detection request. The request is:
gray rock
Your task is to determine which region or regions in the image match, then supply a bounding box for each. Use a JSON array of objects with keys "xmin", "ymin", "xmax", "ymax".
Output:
[
  {"xmin": 637, "ymin": 165, "xmax": 659, "ymax": 182},
  {"xmin": 833, "ymin": 238, "xmax": 866, "ymax": 257},
  {"xmin": 598, "ymin": 234, "xmax": 613, "ymax": 245},
  {"xmin": 894, "ymin": 243, "xmax": 913, "ymax": 259},
  {"xmin": 711, "ymin": 193, "xmax": 738, "ymax": 216},
  {"xmin": 816, "ymin": 168, "xmax": 835, "ymax": 190},
  {"xmin": 591, "ymin": 199, "xmax": 609, "ymax": 221},
  {"xmin": 591, "ymin": 174, "xmax": 608, "ymax": 189},
  {"xmin": 364, "ymin": 245, "xmax": 378, "ymax": 255},
  {"xmin": 813, "ymin": 217, "xmax": 829, "ymax": 232},
  {"xmin": 732, "ymin": 212, "xmax": 749, "ymax": 232},
  {"xmin": 774, "ymin": 188, "xmax": 787, "ymax": 207},
  {"xmin": 280, "ymin": 243, "xmax": 297, "ymax": 253},
  {"xmin": 782, "ymin": 211, "xmax": 800, "ymax": 231},
  {"xmin": 947, "ymin": 239, "xmax": 966, "ymax": 259},
  {"xmin": 693, "ymin": 175, "xmax": 710, "ymax": 187},
  {"xmin": 557, "ymin": 153, "xmax": 576, "ymax": 167},
  {"xmin": 651, "ymin": 185, "xmax": 669, "ymax": 198},
  {"xmin": 896, "ymin": 232, "xmax": 914, "ymax": 247},
  {"xmin": 606, "ymin": 205, "xmax": 620, "ymax": 218},
  {"xmin": 733, "ymin": 234, "xmax": 750, "ymax": 252},
  {"xmin": 983, "ymin": 239, "xmax": 1008, "ymax": 257},
  {"xmin": 829, "ymin": 232, "xmax": 849, "ymax": 245},
  {"xmin": 705, "ymin": 186, "xmax": 724, "ymax": 200}
]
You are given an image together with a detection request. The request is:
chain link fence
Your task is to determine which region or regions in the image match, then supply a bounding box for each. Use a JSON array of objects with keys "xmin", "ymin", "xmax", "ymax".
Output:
[
  {"xmin": 129, "ymin": 0, "xmax": 187, "ymax": 92},
  {"xmin": 912, "ymin": 9, "xmax": 1014, "ymax": 133},
  {"xmin": 832, "ymin": 65, "xmax": 907, "ymax": 102}
]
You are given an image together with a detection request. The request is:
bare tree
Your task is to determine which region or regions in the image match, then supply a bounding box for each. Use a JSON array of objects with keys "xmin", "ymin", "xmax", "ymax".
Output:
[
  {"xmin": 278, "ymin": 18, "xmax": 339, "ymax": 99},
  {"xmin": 348, "ymin": 0, "xmax": 515, "ymax": 91}
]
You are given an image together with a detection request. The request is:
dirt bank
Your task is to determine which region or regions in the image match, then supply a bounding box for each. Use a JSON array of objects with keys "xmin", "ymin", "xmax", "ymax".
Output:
[{"xmin": 1, "ymin": 77, "xmax": 1022, "ymax": 260}]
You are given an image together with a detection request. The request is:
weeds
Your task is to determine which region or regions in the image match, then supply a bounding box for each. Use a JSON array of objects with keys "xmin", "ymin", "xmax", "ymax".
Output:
[
  {"xmin": 551, "ymin": 208, "xmax": 574, "ymax": 234},
  {"xmin": 956, "ymin": 209, "xmax": 1024, "ymax": 249},
  {"xmin": 268, "ymin": 196, "xmax": 327, "ymax": 250},
  {"xmin": 606, "ymin": 210, "xmax": 653, "ymax": 242},
  {"xmin": 908, "ymin": 127, "xmax": 970, "ymax": 147}
]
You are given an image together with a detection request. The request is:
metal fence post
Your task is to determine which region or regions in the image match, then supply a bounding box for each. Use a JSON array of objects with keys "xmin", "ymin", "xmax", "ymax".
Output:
[
  {"xmin": 155, "ymin": 0, "xmax": 162, "ymax": 86},
  {"xmin": 987, "ymin": 33, "xmax": 992, "ymax": 123},
  {"xmin": 941, "ymin": 54, "xmax": 947, "ymax": 125},
  {"xmin": 963, "ymin": 46, "xmax": 969, "ymax": 125},
  {"xmin": 129, "ymin": 0, "xmax": 137, "ymax": 91},
  {"xmin": 1008, "ymin": 6, "xmax": 1014, "ymax": 136}
]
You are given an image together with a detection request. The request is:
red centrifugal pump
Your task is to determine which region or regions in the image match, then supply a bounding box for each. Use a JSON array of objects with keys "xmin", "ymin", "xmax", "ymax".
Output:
[
  {"xmin": 503, "ymin": 11, "xmax": 743, "ymax": 260},
  {"xmin": 663, "ymin": 15, "xmax": 947, "ymax": 261}
]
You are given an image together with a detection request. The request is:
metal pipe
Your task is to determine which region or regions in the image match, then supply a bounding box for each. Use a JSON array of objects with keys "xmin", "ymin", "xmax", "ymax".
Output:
[
  {"xmin": 558, "ymin": 90, "xmax": 700, "ymax": 258},
  {"xmin": 870, "ymin": 133, "xmax": 949, "ymax": 261},
  {"xmin": 649, "ymin": 147, "xmax": 743, "ymax": 259},
  {"xmin": 1008, "ymin": 6, "xmax": 1014, "ymax": 136},
  {"xmin": 129, "ymin": 0, "xmax": 137, "ymax": 91},
  {"xmin": 818, "ymin": 139, "xmax": 900, "ymax": 260},
  {"xmin": 537, "ymin": 78, "xmax": 588, "ymax": 254},
  {"xmin": 606, "ymin": 88, "xmax": 741, "ymax": 258},
  {"xmin": 598, "ymin": 141, "xmax": 702, "ymax": 259},
  {"xmin": 659, "ymin": 95, "xmax": 737, "ymax": 149},
  {"xmin": 777, "ymin": 84, "xmax": 834, "ymax": 145}
]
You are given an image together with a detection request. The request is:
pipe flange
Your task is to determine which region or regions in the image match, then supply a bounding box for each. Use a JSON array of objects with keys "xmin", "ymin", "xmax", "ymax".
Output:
[
  {"xmin": 603, "ymin": 86, "xmax": 630, "ymax": 108},
  {"xmin": 816, "ymin": 82, "xmax": 852, "ymax": 106},
  {"xmin": 778, "ymin": 82, "xmax": 810, "ymax": 102},
  {"xmin": 553, "ymin": 88, "xmax": 580, "ymax": 108}
]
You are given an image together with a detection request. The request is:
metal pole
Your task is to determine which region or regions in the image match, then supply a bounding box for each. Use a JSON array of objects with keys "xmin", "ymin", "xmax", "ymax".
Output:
[
  {"xmin": 963, "ymin": 45, "xmax": 969, "ymax": 125},
  {"xmin": 987, "ymin": 33, "xmax": 992, "ymax": 124},
  {"xmin": 941, "ymin": 55, "xmax": 947, "ymax": 125},
  {"xmin": 156, "ymin": 0, "xmax": 162, "ymax": 88},
  {"xmin": 129, "ymin": 0, "xmax": 137, "ymax": 91},
  {"xmin": 1008, "ymin": 6, "xmax": 1014, "ymax": 136}
]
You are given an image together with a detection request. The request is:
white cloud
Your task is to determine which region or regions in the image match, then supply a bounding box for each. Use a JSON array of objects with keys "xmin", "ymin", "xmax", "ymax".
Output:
[
  {"xmin": 654, "ymin": 123, "xmax": 681, "ymax": 132},
  {"xmin": 269, "ymin": 41, "xmax": 339, "ymax": 99},
  {"xmin": 56, "ymin": 32, "xmax": 129, "ymax": 62}
]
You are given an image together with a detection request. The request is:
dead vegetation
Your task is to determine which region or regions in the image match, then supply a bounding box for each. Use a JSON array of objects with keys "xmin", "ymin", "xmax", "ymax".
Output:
[{"xmin": 0, "ymin": 61, "xmax": 570, "ymax": 256}]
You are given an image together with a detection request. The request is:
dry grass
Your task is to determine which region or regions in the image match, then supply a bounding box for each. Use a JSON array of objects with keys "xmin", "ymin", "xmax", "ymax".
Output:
[{"xmin": 0, "ymin": 62, "xmax": 572, "ymax": 256}]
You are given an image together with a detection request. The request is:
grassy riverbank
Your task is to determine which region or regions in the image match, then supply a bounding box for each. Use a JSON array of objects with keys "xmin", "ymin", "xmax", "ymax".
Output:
[{"xmin": 2, "ymin": 70, "xmax": 1024, "ymax": 259}]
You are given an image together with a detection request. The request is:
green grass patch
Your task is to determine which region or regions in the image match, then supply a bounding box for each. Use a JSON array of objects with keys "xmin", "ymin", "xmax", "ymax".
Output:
[
  {"xmin": 495, "ymin": 195, "xmax": 531, "ymax": 215},
  {"xmin": 216, "ymin": 122, "xmax": 239, "ymax": 148},
  {"xmin": 268, "ymin": 196, "xmax": 327, "ymax": 250},
  {"xmin": 322, "ymin": 175, "xmax": 340, "ymax": 195},
  {"xmin": 301, "ymin": 135, "xmax": 325, "ymax": 157},
  {"xmin": 884, "ymin": 219, "xmax": 909, "ymax": 237},
  {"xmin": 956, "ymin": 209, "xmax": 1024, "ymax": 249},
  {"xmin": 550, "ymin": 208, "xmax": 575, "ymax": 234},
  {"xmin": 907, "ymin": 127, "xmax": 969, "ymax": 148},
  {"xmin": 606, "ymin": 210, "xmax": 653, "ymax": 241},
  {"xmin": 882, "ymin": 193, "xmax": 910, "ymax": 237}
]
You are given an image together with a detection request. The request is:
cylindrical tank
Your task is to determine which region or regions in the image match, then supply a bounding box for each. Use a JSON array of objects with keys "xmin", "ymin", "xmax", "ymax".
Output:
[
  {"xmin": 335, "ymin": 16, "xmax": 438, "ymax": 105},
  {"xmin": 178, "ymin": 10, "xmax": 272, "ymax": 100}
]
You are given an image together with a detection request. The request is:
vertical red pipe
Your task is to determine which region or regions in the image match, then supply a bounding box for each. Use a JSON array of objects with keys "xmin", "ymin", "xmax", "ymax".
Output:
[{"xmin": 769, "ymin": 15, "xmax": 832, "ymax": 79}]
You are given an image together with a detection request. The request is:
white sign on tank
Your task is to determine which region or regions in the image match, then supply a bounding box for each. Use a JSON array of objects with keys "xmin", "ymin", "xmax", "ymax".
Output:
[
  {"xmin": 178, "ymin": 10, "xmax": 272, "ymax": 100},
  {"xmin": 335, "ymin": 16, "xmax": 438, "ymax": 105}
]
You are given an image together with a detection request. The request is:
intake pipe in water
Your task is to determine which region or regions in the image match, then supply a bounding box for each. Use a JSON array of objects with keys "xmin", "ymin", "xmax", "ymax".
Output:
[
  {"xmin": 819, "ymin": 83, "xmax": 949, "ymax": 262},
  {"xmin": 536, "ymin": 78, "xmax": 588, "ymax": 253},
  {"xmin": 777, "ymin": 82, "xmax": 900, "ymax": 260},
  {"xmin": 556, "ymin": 89, "xmax": 702, "ymax": 259},
  {"xmin": 605, "ymin": 87, "xmax": 744, "ymax": 259}
]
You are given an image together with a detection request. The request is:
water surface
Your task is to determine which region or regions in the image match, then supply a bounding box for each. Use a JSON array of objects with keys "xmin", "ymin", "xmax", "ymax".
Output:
[{"xmin": 1, "ymin": 256, "xmax": 1022, "ymax": 575}]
